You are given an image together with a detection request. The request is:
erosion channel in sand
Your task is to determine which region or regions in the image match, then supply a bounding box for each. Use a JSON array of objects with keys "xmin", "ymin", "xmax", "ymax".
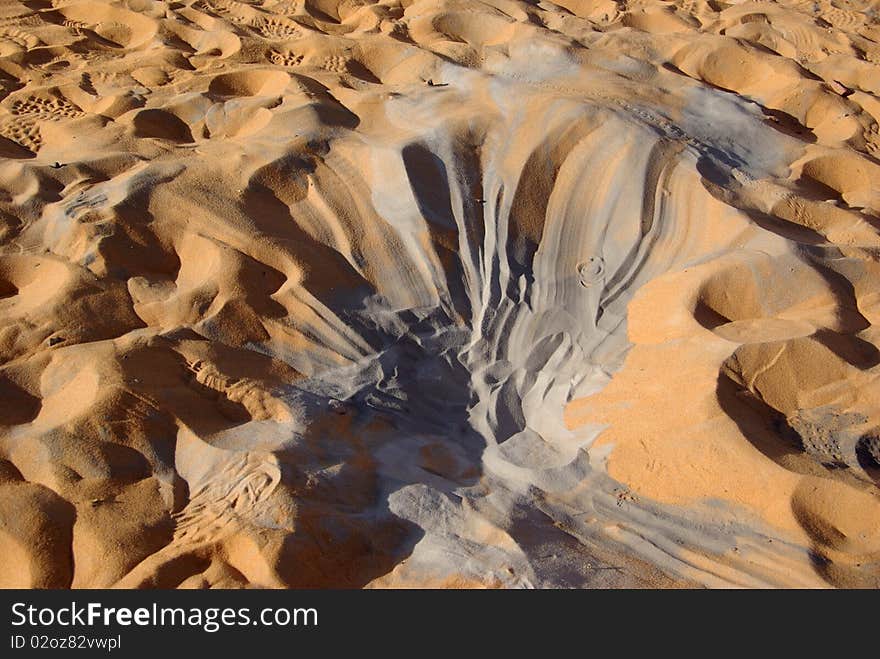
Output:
[{"xmin": 0, "ymin": 0, "xmax": 879, "ymax": 588}]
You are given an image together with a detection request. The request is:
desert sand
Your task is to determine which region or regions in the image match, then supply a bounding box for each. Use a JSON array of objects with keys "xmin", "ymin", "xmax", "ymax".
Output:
[{"xmin": 0, "ymin": 0, "xmax": 878, "ymax": 589}]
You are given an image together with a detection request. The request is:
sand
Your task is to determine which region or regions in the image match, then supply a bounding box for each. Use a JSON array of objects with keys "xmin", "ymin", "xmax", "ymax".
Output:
[{"xmin": 0, "ymin": 0, "xmax": 878, "ymax": 589}]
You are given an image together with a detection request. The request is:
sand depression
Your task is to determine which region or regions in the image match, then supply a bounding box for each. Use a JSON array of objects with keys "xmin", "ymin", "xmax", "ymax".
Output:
[{"xmin": 0, "ymin": 0, "xmax": 879, "ymax": 588}]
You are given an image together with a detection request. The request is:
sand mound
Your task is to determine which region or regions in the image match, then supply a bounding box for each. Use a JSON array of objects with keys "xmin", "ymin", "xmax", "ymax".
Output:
[{"xmin": 0, "ymin": 0, "xmax": 879, "ymax": 588}]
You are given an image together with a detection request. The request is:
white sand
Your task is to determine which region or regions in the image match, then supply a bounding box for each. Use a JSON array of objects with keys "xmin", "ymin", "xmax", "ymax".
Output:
[{"xmin": 0, "ymin": 0, "xmax": 879, "ymax": 588}]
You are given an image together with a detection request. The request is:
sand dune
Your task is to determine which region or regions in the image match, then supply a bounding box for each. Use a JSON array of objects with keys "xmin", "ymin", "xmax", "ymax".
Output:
[{"xmin": 0, "ymin": 0, "xmax": 879, "ymax": 588}]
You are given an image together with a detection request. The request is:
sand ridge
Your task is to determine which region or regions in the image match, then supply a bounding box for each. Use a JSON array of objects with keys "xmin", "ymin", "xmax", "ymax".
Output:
[{"xmin": 0, "ymin": 0, "xmax": 878, "ymax": 588}]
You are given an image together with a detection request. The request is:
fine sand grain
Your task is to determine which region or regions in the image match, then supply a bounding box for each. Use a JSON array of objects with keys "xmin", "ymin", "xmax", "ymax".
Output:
[{"xmin": 1, "ymin": 0, "xmax": 879, "ymax": 588}]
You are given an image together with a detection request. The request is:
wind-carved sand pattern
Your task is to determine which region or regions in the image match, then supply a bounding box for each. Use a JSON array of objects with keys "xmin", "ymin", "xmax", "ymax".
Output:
[
  {"xmin": 171, "ymin": 455, "xmax": 281, "ymax": 547},
  {"xmin": 0, "ymin": 0, "xmax": 880, "ymax": 589},
  {"xmin": 113, "ymin": 429, "xmax": 283, "ymax": 588}
]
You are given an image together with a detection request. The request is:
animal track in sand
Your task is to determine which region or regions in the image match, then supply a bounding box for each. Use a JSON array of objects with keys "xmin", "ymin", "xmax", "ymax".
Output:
[
  {"xmin": 0, "ymin": 93, "xmax": 85, "ymax": 153},
  {"xmin": 171, "ymin": 449, "xmax": 281, "ymax": 545},
  {"xmin": 262, "ymin": 0, "xmax": 301, "ymax": 16},
  {"xmin": 268, "ymin": 49, "xmax": 304, "ymax": 66},
  {"xmin": 254, "ymin": 16, "xmax": 303, "ymax": 39},
  {"xmin": 721, "ymin": 335, "xmax": 880, "ymax": 480},
  {"xmin": 320, "ymin": 54, "xmax": 348, "ymax": 73},
  {"xmin": 577, "ymin": 257, "xmax": 605, "ymax": 287},
  {"xmin": 0, "ymin": 117, "xmax": 41, "ymax": 152},
  {"xmin": 788, "ymin": 407, "xmax": 878, "ymax": 470}
]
